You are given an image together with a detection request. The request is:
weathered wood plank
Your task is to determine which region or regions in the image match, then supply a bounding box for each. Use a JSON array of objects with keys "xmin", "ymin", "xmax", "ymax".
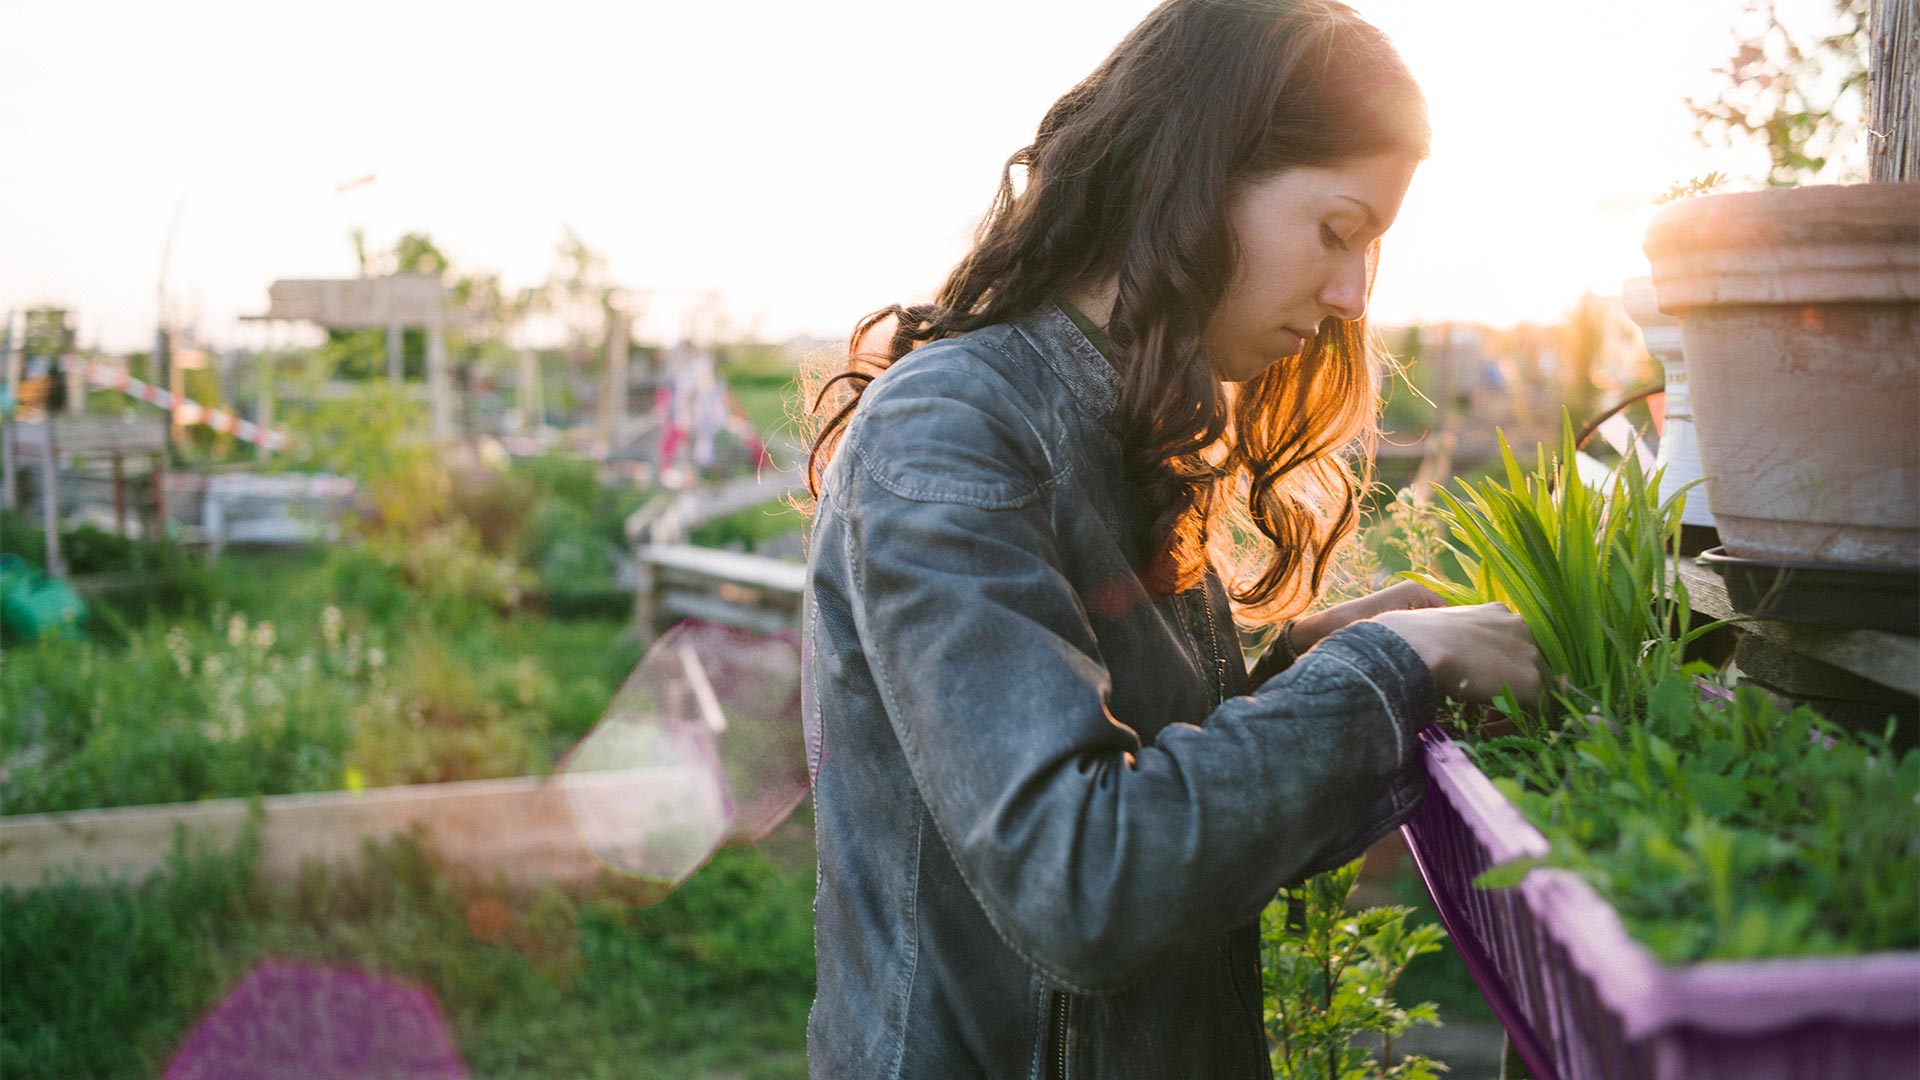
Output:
[
  {"xmin": 638, "ymin": 543, "xmax": 805, "ymax": 595},
  {"xmin": 1677, "ymin": 557, "xmax": 1920, "ymax": 698},
  {"xmin": 0, "ymin": 770, "xmax": 740, "ymax": 889}
]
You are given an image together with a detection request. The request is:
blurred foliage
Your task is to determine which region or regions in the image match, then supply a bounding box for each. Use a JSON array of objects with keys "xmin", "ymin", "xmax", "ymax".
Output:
[
  {"xmin": 3, "ymin": 511, "xmax": 639, "ymax": 813},
  {"xmin": 0, "ymin": 509, "xmax": 214, "ymax": 634},
  {"xmin": 1656, "ymin": 171, "xmax": 1730, "ymax": 204},
  {"xmin": 716, "ymin": 343, "xmax": 801, "ymax": 441},
  {"xmin": 1379, "ymin": 326, "xmax": 1438, "ymax": 438},
  {"xmin": 688, "ymin": 499, "xmax": 805, "ymax": 555},
  {"xmin": 275, "ymin": 381, "xmax": 436, "ymax": 486},
  {"xmin": 0, "ymin": 818, "xmax": 815, "ymax": 1079},
  {"xmin": 1687, "ymin": 0, "xmax": 1868, "ymax": 185}
]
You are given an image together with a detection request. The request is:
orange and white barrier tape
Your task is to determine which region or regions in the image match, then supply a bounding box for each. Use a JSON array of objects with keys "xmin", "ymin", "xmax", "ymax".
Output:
[{"xmin": 84, "ymin": 361, "xmax": 292, "ymax": 451}]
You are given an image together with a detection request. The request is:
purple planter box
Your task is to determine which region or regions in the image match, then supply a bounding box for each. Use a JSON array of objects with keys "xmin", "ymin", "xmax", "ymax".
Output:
[{"xmin": 1401, "ymin": 727, "xmax": 1920, "ymax": 1080}]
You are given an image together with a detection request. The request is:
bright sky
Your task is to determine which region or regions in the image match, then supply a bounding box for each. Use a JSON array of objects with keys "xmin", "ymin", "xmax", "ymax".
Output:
[{"xmin": 0, "ymin": 0, "xmax": 1838, "ymax": 352}]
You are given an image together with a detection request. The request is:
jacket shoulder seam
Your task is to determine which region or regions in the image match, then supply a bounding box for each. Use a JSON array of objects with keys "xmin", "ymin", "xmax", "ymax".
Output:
[{"xmin": 848, "ymin": 339, "xmax": 1070, "ymax": 509}]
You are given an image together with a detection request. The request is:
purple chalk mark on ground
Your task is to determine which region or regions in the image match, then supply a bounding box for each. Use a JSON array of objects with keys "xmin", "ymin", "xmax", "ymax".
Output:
[{"xmin": 166, "ymin": 959, "xmax": 467, "ymax": 1080}]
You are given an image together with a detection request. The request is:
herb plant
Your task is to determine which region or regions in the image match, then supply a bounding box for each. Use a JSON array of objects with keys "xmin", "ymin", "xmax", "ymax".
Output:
[
  {"xmin": 1261, "ymin": 858, "xmax": 1448, "ymax": 1080},
  {"xmin": 1471, "ymin": 676, "xmax": 1920, "ymax": 963}
]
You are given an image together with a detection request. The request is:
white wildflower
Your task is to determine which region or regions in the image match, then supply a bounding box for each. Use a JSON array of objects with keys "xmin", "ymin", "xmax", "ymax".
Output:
[
  {"xmin": 226, "ymin": 614, "xmax": 248, "ymax": 648},
  {"xmin": 165, "ymin": 626, "xmax": 194, "ymax": 679}
]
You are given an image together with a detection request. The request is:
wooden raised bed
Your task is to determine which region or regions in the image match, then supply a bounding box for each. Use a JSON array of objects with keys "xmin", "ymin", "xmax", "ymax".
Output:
[{"xmin": 0, "ymin": 767, "xmax": 761, "ymax": 890}]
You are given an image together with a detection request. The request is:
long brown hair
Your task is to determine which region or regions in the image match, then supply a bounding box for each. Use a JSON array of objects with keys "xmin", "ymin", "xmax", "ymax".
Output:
[{"xmin": 804, "ymin": 0, "xmax": 1429, "ymax": 625}]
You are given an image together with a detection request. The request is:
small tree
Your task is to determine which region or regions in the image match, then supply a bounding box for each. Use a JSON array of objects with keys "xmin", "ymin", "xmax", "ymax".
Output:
[
  {"xmin": 1687, "ymin": 0, "xmax": 1869, "ymax": 185},
  {"xmin": 1687, "ymin": 0, "xmax": 1915, "ymax": 185}
]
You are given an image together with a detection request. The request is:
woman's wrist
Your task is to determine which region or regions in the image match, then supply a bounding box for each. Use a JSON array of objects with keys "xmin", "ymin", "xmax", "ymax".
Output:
[
  {"xmin": 1291, "ymin": 602, "xmax": 1356, "ymax": 653},
  {"xmin": 1367, "ymin": 608, "xmax": 1452, "ymax": 686}
]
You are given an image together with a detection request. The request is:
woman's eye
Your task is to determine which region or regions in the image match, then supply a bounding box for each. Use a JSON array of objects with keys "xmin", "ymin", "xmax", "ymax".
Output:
[{"xmin": 1320, "ymin": 224, "xmax": 1349, "ymax": 252}]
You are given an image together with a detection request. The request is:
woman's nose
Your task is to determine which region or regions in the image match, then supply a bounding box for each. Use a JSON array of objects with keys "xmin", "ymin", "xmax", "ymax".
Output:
[{"xmin": 1318, "ymin": 253, "xmax": 1368, "ymax": 323}]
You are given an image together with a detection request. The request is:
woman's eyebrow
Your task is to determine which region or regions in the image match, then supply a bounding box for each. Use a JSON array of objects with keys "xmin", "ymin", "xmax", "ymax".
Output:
[{"xmin": 1335, "ymin": 195, "xmax": 1379, "ymax": 226}]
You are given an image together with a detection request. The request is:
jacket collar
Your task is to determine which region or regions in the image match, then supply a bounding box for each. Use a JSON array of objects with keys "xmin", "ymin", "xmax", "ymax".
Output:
[{"xmin": 1012, "ymin": 301, "xmax": 1121, "ymax": 427}]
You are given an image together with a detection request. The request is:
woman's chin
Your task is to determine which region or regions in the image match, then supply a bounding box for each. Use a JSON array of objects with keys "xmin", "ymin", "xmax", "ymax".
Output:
[{"xmin": 1213, "ymin": 353, "xmax": 1287, "ymax": 384}]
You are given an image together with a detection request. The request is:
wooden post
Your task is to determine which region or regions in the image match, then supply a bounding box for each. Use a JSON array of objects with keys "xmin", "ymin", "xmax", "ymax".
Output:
[
  {"xmin": 258, "ymin": 347, "xmax": 275, "ymax": 462},
  {"xmin": 150, "ymin": 451, "xmax": 167, "ymax": 541},
  {"xmin": 1869, "ymin": 0, "xmax": 1917, "ymax": 183},
  {"xmin": 600, "ymin": 310, "xmax": 630, "ymax": 447},
  {"xmin": 2, "ymin": 310, "xmax": 19, "ymax": 407},
  {"xmin": 40, "ymin": 422, "xmax": 63, "ymax": 578},
  {"xmin": 1, "ymin": 420, "xmax": 15, "ymax": 512},
  {"xmin": 386, "ymin": 321, "xmax": 404, "ymax": 384},
  {"xmin": 168, "ymin": 355, "xmax": 187, "ymax": 449},
  {"xmin": 112, "ymin": 451, "xmax": 127, "ymax": 537},
  {"xmin": 517, "ymin": 347, "xmax": 542, "ymax": 436},
  {"xmin": 634, "ymin": 557, "xmax": 660, "ymax": 650},
  {"xmin": 62, "ymin": 353, "xmax": 85, "ymax": 416},
  {"xmin": 427, "ymin": 310, "xmax": 452, "ymax": 441}
]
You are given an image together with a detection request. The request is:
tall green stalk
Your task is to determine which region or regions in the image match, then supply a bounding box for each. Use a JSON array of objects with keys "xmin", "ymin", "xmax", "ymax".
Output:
[{"xmin": 1406, "ymin": 416, "xmax": 1696, "ymax": 724}]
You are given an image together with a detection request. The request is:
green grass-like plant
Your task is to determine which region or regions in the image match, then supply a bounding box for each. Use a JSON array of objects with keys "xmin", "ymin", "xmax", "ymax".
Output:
[{"xmin": 1406, "ymin": 416, "xmax": 1694, "ymax": 722}]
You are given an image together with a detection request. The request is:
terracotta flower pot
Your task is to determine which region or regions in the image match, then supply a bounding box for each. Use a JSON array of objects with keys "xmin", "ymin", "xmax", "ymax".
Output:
[{"xmin": 1643, "ymin": 183, "xmax": 1920, "ymax": 569}]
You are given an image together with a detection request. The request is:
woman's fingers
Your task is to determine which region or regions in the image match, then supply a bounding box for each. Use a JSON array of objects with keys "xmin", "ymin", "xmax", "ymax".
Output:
[{"xmin": 1375, "ymin": 601, "xmax": 1548, "ymax": 706}]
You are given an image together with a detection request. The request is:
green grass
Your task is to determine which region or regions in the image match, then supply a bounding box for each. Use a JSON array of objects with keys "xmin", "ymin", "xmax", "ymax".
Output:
[{"xmin": 1, "ymin": 808, "xmax": 819, "ymax": 1080}]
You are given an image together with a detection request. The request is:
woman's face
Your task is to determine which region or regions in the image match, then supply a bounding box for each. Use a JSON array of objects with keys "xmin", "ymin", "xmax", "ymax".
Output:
[{"xmin": 1205, "ymin": 151, "xmax": 1420, "ymax": 383}]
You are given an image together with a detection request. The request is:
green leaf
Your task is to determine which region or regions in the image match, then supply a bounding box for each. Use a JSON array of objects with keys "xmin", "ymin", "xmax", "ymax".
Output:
[
  {"xmin": 1689, "ymin": 772, "xmax": 1748, "ymax": 819},
  {"xmin": 1473, "ymin": 857, "xmax": 1546, "ymax": 890}
]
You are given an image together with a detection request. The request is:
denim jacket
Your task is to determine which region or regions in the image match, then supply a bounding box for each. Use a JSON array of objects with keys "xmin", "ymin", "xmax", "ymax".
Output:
[{"xmin": 802, "ymin": 302, "xmax": 1437, "ymax": 1079}]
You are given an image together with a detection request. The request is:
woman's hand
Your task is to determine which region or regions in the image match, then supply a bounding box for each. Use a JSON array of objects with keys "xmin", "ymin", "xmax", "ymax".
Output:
[
  {"xmin": 1291, "ymin": 580, "xmax": 1447, "ymax": 653},
  {"xmin": 1369, "ymin": 601, "xmax": 1547, "ymax": 705}
]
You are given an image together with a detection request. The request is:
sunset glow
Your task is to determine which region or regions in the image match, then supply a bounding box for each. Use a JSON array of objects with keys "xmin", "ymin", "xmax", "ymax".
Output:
[{"xmin": 0, "ymin": 0, "xmax": 1850, "ymax": 348}]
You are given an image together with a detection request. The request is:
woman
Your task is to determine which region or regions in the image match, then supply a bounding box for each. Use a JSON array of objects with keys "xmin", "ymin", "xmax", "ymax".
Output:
[{"xmin": 800, "ymin": 1, "xmax": 1543, "ymax": 1076}]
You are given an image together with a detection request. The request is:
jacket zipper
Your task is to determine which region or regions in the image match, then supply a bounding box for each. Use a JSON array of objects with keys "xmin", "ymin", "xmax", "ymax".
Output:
[
  {"xmin": 1046, "ymin": 990, "xmax": 1070, "ymax": 1080},
  {"xmin": 1199, "ymin": 580, "xmax": 1227, "ymax": 705}
]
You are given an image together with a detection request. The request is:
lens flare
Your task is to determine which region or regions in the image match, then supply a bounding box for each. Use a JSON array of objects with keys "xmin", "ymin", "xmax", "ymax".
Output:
[
  {"xmin": 165, "ymin": 960, "xmax": 467, "ymax": 1079},
  {"xmin": 558, "ymin": 621, "xmax": 807, "ymax": 888}
]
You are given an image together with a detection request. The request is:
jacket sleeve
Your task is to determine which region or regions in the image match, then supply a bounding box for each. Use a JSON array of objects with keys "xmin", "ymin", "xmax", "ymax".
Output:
[{"xmin": 839, "ymin": 361, "xmax": 1436, "ymax": 995}]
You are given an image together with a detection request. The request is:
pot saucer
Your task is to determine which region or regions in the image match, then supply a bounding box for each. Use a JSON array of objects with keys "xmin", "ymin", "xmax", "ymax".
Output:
[{"xmin": 1696, "ymin": 547, "xmax": 1919, "ymax": 635}]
